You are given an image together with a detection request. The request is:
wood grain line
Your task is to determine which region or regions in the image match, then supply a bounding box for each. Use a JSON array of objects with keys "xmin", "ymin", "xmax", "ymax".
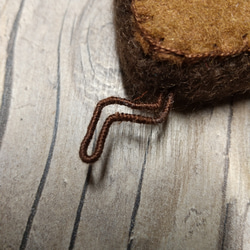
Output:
[
  {"xmin": 127, "ymin": 129, "xmax": 152, "ymax": 250},
  {"xmin": 69, "ymin": 165, "xmax": 92, "ymax": 250},
  {"xmin": 19, "ymin": 9, "xmax": 66, "ymax": 249},
  {"xmin": 221, "ymin": 203, "xmax": 231, "ymax": 250},
  {"xmin": 242, "ymin": 203, "xmax": 250, "ymax": 246},
  {"xmin": 69, "ymin": 134, "xmax": 97, "ymax": 250},
  {"xmin": 86, "ymin": 26, "xmax": 95, "ymax": 75},
  {"xmin": 219, "ymin": 100, "xmax": 233, "ymax": 250},
  {"xmin": 78, "ymin": 0, "xmax": 95, "ymax": 23},
  {"xmin": 0, "ymin": 0, "xmax": 25, "ymax": 149}
]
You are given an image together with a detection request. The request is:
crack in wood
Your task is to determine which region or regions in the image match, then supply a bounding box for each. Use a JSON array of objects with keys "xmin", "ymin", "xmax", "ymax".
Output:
[{"xmin": 0, "ymin": 0, "xmax": 26, "ymax": 148}]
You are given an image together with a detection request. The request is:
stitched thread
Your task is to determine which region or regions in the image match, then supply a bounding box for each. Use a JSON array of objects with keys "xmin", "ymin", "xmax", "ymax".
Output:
[
  {"xmin": 131, "ymin": 0, "xmax": 250, "ymax": 60},
  {"xmin": 79, "ymin": 93, "xmax": 174, "ymax": 163}
]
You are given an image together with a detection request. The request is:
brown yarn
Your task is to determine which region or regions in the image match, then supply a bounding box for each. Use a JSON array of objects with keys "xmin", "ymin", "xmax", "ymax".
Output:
[{"xmin": 79, "ymin": 93, "xmax": 174, "ymax": 163}]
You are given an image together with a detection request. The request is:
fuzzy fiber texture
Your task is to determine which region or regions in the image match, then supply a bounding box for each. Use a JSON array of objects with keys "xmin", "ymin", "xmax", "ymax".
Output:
[
  {"xmin": 114, "ymin": 0, "xmax": 250, "ymax": 109},
  {"xmin": 133, "ymin": 0, "xmax": 250, "ymax": 62}
]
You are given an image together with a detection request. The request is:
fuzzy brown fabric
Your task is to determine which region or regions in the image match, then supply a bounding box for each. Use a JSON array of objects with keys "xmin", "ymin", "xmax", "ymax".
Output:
[
  {"xmin": 133, "ymin": 0, "xmax": 250, "ymax": 62},
  {"xmin": 114, "ymin": 0, "xmax": 250, "ymax": 109}
]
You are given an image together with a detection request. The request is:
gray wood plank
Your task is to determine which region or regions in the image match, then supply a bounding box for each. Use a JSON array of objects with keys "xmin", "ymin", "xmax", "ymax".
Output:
[{"xmin": 0, "ymin": 0, "xmax": 249, "ymax": 249}]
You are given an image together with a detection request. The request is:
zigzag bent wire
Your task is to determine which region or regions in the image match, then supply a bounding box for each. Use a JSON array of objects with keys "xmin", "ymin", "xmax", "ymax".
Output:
[{"xmin": 79, "ymin": 92, "xmax": 174, "ymax": 163}]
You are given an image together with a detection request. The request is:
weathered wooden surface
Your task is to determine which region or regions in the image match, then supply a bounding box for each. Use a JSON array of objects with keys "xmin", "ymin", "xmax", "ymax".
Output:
[{"xmin": 0, "ymin": 0, "xmax": 249, "ymax": 249}]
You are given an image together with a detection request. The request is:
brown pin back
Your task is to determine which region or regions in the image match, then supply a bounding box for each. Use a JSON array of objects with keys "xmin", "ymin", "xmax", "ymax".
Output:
[{"xmin": 79, "ymin": 0, "xmax": 250, "ymax": 163}]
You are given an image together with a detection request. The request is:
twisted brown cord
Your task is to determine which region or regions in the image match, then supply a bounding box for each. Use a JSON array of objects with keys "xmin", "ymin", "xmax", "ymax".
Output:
[{"xmin": 79, "ymin": 93, "xmax": 174, "ymax": 163}]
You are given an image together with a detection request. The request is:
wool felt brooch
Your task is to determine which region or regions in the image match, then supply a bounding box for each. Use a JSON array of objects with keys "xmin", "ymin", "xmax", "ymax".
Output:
[{"xmin": 79, "ymin": 0, "xmax": 250, "ymax": 163}]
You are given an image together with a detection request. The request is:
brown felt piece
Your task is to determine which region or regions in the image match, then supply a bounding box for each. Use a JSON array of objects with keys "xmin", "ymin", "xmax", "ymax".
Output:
[
  {"xmin": 114, "ymin": 0, "xmax": 250, "ymax": 108},
  {"xmin": 133, "ymin": 0, "xmax": 250, "ymax": 61}
]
